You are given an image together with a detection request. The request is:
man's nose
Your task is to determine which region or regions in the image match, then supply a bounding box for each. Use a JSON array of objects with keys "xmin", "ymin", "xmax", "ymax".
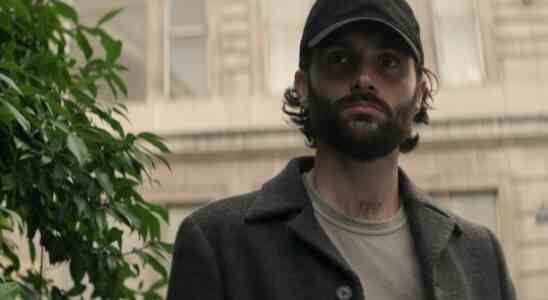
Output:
[{"xmin": 352, "ymin": 63, "xmax": 378, "ymax": 94}]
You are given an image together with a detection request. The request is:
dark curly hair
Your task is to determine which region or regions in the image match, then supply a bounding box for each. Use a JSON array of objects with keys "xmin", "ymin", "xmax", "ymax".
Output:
[{"xmin": 282, "ymin": 67, "xmax": 438, "ymax": 153}]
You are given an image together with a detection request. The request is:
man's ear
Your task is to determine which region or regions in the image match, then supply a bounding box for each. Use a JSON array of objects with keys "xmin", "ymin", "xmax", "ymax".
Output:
[
  {"xmin": 414, "ymin": 78, "xmax": 427, "ymax": 113},
  {"xmin": 294, "ymin": 70, "xmax": 308, "ymax": 99}
]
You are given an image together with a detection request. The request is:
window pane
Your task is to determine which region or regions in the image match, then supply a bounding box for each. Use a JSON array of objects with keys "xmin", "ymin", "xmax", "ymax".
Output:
[
  {"xmin": 432, "ymin": 0, "xmax": 483, "ymax": 86},
  {"xmin": 264, "ymin": 0, "xmax": 315, "ymax": 94},
  {"xmin": 433, "ymin": 1, "xmax": 474, "ymax": 16},
  {"xmin": 170, "ymin": 36, "xmax": 207, "ymax": 98},
  {"xmin": 73, "ymin": 0, "xmax": 147, "ymax": 101},
  {"xmin": 171, "ymin": 0, "xmax": 206, "ymax": 27}
]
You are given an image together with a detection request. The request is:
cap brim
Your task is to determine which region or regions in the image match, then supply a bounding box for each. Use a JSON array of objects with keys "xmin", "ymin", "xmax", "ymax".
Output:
[{"xmin": 307, "ymin": 17, "xmax": 421, "ymax": 64}]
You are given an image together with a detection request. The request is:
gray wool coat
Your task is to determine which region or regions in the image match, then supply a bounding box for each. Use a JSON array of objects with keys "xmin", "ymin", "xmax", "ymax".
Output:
[{"xmin": 167, "ymin": 157, "xmax": 516, "ymax": 300}]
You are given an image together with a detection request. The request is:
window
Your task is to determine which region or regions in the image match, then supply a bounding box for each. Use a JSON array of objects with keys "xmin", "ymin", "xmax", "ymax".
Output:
[
  {"xmin": 263, "ymin": 0, "xmax": 314, "ymax": 94},
  {"xmin": 431, "ymin": 191, "xmax": 498, "ymax": 235},
  {"xmin": 73, "ymin": 0, "xmax": 148, "ymax": 102},
  {"xmin": 432, "ymin": 0, "xmax": 484, "ymax": 87},
  {"xmin": 168, "ymin": 0, "xmax": 208, "ymax": 99}
]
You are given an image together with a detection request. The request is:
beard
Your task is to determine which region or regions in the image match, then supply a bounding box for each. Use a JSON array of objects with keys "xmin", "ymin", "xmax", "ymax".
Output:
[{"xmin": 308, "ymin": 85, "xmax": 416, "ymax": 162}]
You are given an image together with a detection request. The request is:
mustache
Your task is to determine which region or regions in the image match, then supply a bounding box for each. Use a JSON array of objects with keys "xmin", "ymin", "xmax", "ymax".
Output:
[{"xmin": 334, "ymin": 93, "xmax": 393, "ymax": 117}]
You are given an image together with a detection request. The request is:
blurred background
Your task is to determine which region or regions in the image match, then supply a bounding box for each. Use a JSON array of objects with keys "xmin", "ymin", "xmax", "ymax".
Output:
[{"xmin": 40, "ymin": 0, "xmax": 548, "ymax": 298}]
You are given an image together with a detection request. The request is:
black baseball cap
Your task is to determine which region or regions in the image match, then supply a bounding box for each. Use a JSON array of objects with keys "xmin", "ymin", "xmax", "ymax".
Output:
[{"xmin": 299, "ymin": 0, "xmax": 423, "ymax": 68}]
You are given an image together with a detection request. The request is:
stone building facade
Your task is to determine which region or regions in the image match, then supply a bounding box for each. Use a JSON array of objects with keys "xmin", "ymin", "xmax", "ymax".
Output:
[{"xmin": 38, "ymin": 0, "xmax": 548, "ymax": 298}]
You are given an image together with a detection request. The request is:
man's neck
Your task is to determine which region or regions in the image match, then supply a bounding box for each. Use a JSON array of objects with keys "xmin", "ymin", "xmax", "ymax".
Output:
[{"xmin": 312, "ymin": 144, "xmax": 401, "ymax": 221}]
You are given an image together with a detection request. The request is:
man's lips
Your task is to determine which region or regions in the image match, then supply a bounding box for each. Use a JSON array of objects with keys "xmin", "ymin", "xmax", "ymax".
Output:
[
  {"xmin": 343, "ymin": 102, "xmax": 385, "ymax": 115},
  {"xmin": 335, "ymin": 94, "xmax": 391, "ymax": 117}
]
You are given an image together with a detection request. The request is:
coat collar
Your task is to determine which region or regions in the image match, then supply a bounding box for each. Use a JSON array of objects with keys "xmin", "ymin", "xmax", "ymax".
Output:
[
  {"xmin": 246, "ymin": 157, "xmax": 358, "ymax": 279},
  {"xmin": 245, "ymin": 157, "xmax": 313, "ymax": 221},
  {"xmin": 245, "ymin": 156, "xmax": 462, "ymax": 240},
  {"xmin": 399, "ymin": 171, "xmax": 465, "ymax": 299},
  {"xmin": 399, "ymin": 170, "xmax": 463, "ymax": 270},
  {"xmin": 245, "ymin": 156, "xmax": 464, "ymax": 298}
]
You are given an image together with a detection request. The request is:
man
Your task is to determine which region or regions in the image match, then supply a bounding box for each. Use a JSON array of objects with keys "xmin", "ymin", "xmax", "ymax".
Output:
[{"xmin": 167, "ymin": 0, "xmax": 517, "ymax": 299}]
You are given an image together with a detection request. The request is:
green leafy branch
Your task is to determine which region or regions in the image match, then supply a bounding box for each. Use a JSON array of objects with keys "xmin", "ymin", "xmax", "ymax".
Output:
[{"xmin": 0, "ymin": 0, "xmax": 173, "ymax": 299}]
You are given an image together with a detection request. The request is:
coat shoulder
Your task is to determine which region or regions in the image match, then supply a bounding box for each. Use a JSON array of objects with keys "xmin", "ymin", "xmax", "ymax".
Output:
[
  {"xmin": 421, "ymin": 201, "xmax": 516, "ymax": 298},
  {"xmin": 179, "ymin": 190, "xmax": 260, "ymax": 239},
  {"xmin": 191, "ymin": 190, "xmax": 258, "ymax": 223},
  {"xmin": 449, "ymin": 209, "xmax": 493, "ymax": 241}
]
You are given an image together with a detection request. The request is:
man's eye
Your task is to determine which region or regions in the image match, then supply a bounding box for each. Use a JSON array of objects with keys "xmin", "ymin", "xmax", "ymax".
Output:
[
  {"xmin": 378, "ymin": 54, "xmax": 401, "ymax": 69},
  {"xmin": 325, "ymin": 51, "xmax": 352, "ymax": 65}
]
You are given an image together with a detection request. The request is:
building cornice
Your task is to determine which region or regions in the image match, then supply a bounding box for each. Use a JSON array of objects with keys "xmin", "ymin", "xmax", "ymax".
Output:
[{"xmin": 163, "ymin": 115, "xmax": 548, "ymax": 157}]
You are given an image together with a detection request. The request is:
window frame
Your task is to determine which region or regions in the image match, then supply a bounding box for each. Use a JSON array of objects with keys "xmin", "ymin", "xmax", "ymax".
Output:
[
  {"xmin": 429, "ymin": 189, "xmax": 500, "ymax": 235},
  {"xmin": 430, "ymin": 0, "xmax": 487, "ymax": 88},
  {"xmin": 71, "ymin": 0, "xmax": 150, "ymax": 102},
  {"xmin": 260, "ymin": 0, "xmax": 315, "ymax": 96},
  {"xmin": 164, "ymin": 0, "xmax": 209, "ymax": 100}
]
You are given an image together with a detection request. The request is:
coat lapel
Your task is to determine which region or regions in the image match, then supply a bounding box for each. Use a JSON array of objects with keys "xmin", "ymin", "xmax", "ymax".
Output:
[
  {"xmin": 287, "ymin": 202, "xmax": 356, "ymax": 277},
  {"xmin": 401, "ymin": 171, "xmax": 467, "ymax": 300},
  {"xmin": 247, "ymin": 158, "xmax": 469, "ymax": 300},
  {"xmin": 246, "ymin": 157, "xmax": 355, "ymax": 277}
]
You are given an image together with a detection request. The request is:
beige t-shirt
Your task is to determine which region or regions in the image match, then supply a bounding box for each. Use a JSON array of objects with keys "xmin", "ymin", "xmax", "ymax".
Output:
[{"xmin": 303, "ymin": 171, "xmax": 424, "ymax": 300}]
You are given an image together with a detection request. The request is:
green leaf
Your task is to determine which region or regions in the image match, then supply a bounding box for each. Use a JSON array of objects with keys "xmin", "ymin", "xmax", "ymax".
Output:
[
  {"xmin": 5, "ymin": 0, "xmax": 30, "ymax": 22},
  {"xmin": 110, "ymin": 71, "xmax": 128, "ymax": 97},
  {"xmin": 0, "ymin": 175, "xmax": 16, "ymax": 192},
  {"xmin": 114, "ymin": 203, "xmax": 141, "ymax": 229},
  {"xmin": 113, "ymin": 104, "xmax": 130, "ymax": 122},
  {"xmin": 66, "ymin": 283, "xmax": 86, "ymax": 297},
  {"xmin": 0, "ymin": 10, "xmax": 13, "ymax": 33},
  {"xmin": 159, "ymin": 241, "xmax": 174, "ymax": 253},
  {"xmin": 52, "ymin": 121, "xmax": 69, "ymax": 134},
  {"xmin": 0, "ymin": 282, "xmax": 21, "ymax": 300},
  {"xmin": 52, "ymin": 286, "xmax": 63, "ymax": 299},
  {"xmin": 3, "ymin": 208, "xmax": 24, "ymax": 235},
  {"xmin": 52, "ymin": 1, "xmax": 79, "ymax": 22},
  {"xmin": 105, "ymin": 75, "xmax": 119, "ymax": 99},
  {"xmin": 0, "ymin": 100, "xmax": 31, "ymax": 132},
  {"xmin": 106, "ymin": 227, "xmax": 123, "ymax": 250},
  {"xmin": 74, "ymin": 30, "xmax": 93, "ymax": 60},
  {"xmin": 147, "ymin": 278, "xmax": 167, "ymax": 292},
  {"xmin": 137, "ymin": 132, "xmax": 170, "ymax": 153},
  {"xmin": 95, "ymin": 170, "xmax": 114, "ymax": 198},
  {"xmin": 150, "ymin": 243, "xmax": 168, "ymax": 261},
  {"xmin": 128, "ymin": 203, "xmax": 157, "ymax": 239},
  {"xmin": 0, "ymin": 214, "xmax": 12, "ymax": 231},
  {"xmin": 28, "ymin": 238, "xmax": 36, "ymax": 264},
  {"xmin": 2, "ymin": 239, "xmax": 20, "ymax": 275},
  {"xmin": 95, "ymin": 211, "xmax": 108, "ymax": 237},
  {"xmin": 148, "ymin": 215, "xmax": 161, "ymax": 240},
  {"xmin": 113, "ymin": 63, "xmax": 129, "ymax": 71},
  {"xmin": 67, "ymin": 133, "xmax": 91, "ymax": 166},
  {"xmin": 143, "ymin": 292, "xmax": 163, "ymax": 300},
  {"xmin": 0, "ymin": 73, "xmax": 23, "ymax": 95},
  {"xmin": 71, "ymin": 88, "xmax": 95, "ymax": 106},
  {"xmin": 142, "ymin": 202, "xmax": 168, "ymax": 223},
  {"xmin": 74, "ymin": 196, "xmax": 87, "ymax": 215},
  {"xmin": 69, "ymin": 256, "xmax": 86, "ymax": 284},
  {"xmin": 144, "ymin": 252, "xmax": 168, "ymax": 279},
  {"xmin": 97, "ymin": 8, "xmax": 123, "ymax": 27},
  {"xmin": 92, "ymin": 106, "xmax": 124, "ymax": 137},
  {"xmin": 100, "ymin": 34, "xmax": 122, "ymax": 64}
]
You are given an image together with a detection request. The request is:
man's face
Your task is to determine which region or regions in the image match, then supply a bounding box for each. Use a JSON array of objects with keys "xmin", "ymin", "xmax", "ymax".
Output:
[{"xmin": 296, "ymin": 24, "xmax": 424, "ymax": 161}]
